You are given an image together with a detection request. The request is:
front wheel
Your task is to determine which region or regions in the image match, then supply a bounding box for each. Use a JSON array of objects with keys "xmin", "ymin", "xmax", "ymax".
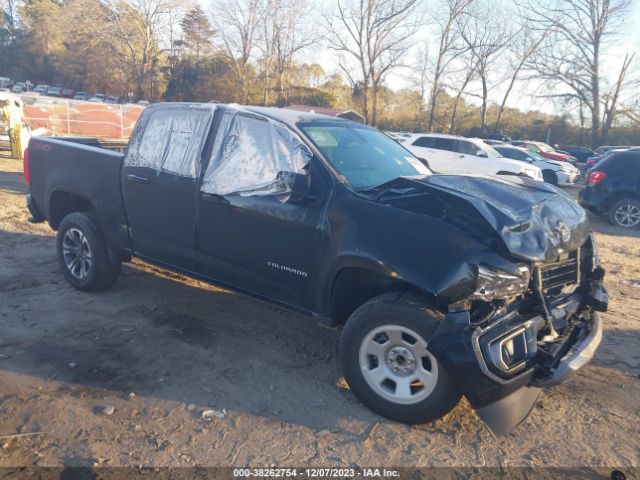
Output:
[
  {"xmin": 339, "ymin": 293, "xmax": 461, "ymax": 424},
  {"xmin": 56, "ymin": 212, "xmax": 121, "ymax": 291},
  {"xmin": 542, "ymin": 170, "xmax": 558, "ymax": 185},
  {"xmin": 608, "ymin": 198, "xmax": 640, "ymax": 228}
]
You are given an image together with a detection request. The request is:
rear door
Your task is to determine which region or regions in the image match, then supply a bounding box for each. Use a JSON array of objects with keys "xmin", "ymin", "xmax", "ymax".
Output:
[
  {"xmin": 121, "ymin": 105, "xmax": 215, "ymax": 271},
  {"xmin": 409, "ymin": 136, "xmax": 458, "ymax": 173}
]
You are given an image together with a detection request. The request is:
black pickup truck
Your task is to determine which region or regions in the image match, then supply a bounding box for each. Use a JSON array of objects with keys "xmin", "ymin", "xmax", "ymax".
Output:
[{"xmin": 24, "ymin": 103, "xmax": 607, "ymax": 435}]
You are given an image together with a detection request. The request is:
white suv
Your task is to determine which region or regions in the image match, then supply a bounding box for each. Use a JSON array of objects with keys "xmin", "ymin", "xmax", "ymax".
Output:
[{"xmin": 402, "ymin": 133, "xmax": 543, "ymax": 181}]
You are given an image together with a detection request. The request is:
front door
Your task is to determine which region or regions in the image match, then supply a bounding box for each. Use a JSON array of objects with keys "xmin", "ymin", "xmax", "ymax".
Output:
[
  {"xmin": 455, "ymin": 139, "xmax": 489, "ymax": 175},
  {"xmin": 121, "ymin": 105, "xmax": 214, "ymax": 271},
  {"xmin": 195, "ymin": 109, "xmax": 328, "ymax": 310}
]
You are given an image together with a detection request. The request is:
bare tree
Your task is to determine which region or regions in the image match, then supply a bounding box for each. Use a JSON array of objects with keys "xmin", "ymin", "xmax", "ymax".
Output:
[
  {"xmin": 525, "ymin": 0, "xmax": 633, "ymax": 145},
  {"xmin": 0, "ymin": 0, "xmax": 17, "ymax": 29},
  {"xmin": 323, "ymin": 0, "xmax": 422, "ymax": 125},
  {"xmin": 601, "ymin": 52, "xmax": 635, "ymax": 141},
  {"xmin": 426, "ymin": 0, "xmax": 475, "ymax": 131},
  {"xmin": 458, "ymin": 1, "xmax": 513, "ymax": 132},
  {"xmin": 493, "ymin": 25, "xmax": 549, "ymax": 132},
  {"xmin": 105, "ymin": 0, "xmax": 181, "ymax": 99},
  {"xmin": 410, "ymin": 41, "xmax": 430, "ymax": 113},
  {"xmin": 447, "ymin": 56, "xmax": 478, "ymax": 133},
  {"xmin": 210, "ymin": 0, "xmax": 263, "ymax": 103},
  {"xmin": 262, "ymin": 0, "xmax": 316, "ymax": 106}
]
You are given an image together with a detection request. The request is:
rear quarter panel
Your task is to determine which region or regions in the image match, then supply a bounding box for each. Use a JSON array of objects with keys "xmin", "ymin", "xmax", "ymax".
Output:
[{"xmin": 28, "ymin": 137, "xmax": 130, "ymax": 254}]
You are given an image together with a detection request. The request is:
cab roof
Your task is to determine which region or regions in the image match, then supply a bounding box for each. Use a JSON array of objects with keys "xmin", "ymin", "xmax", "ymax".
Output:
[{"xmin": 145, "ymin": 102, "xmax": 358, "ymax": 129}]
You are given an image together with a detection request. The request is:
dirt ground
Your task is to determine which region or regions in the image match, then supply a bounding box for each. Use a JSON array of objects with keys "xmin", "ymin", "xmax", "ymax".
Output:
[{"xmin": 0, "ymin": 155, "xmax": 639, "ymax": 471}]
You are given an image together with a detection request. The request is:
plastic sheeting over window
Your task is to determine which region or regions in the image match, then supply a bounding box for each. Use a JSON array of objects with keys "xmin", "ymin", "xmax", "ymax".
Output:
[
  {"xmin": 127, "ymin": 107, "xmax": 213, "ymax": 178},
  {"xmin": 201, "ymin": 109, "xmax": 311, "ymax": 198}
]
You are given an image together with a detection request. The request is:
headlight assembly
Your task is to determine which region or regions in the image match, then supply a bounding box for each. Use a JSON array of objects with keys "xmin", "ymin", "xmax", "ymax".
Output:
[{"xmin": 474, "ymin": 265, "xmax": 531, "ymax": 301}]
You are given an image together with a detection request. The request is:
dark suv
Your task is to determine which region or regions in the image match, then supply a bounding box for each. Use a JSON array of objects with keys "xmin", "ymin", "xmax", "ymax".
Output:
[{"xmin": 579, "ymin": 148, "xmax": 640, "ymax": 227}]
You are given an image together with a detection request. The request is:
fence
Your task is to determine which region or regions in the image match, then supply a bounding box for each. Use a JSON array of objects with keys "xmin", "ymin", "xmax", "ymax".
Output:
[{"xmin": 19, "ymin": 94, "xmax": 145, "ymax": 140}]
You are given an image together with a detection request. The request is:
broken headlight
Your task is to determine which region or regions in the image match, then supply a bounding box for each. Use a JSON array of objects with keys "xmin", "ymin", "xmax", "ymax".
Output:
[{"xmin": 473, "ymin": 265, "xmax": 531, "ymax": 301}]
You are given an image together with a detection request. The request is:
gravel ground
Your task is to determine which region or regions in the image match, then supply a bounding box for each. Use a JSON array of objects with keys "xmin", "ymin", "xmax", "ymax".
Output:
[{"xmin": 0, "ymin": 155, "xmax": 639, "ymax": 471}]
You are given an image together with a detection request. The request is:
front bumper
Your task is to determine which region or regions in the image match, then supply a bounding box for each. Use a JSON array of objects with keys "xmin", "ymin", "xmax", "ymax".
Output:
[
  {"xmin": 428, "ymin": 280, "xmax": 607, "ymax": 436},
  {"xmin": 556, "ymin": 170, "xmax": 580, "ymax": 186},
  {"xmin": 532, "ymin": 311, "xmax": 602, "ymax": 387}
]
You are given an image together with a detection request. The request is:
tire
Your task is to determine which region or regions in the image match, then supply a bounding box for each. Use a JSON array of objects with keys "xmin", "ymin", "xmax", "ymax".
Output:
[
  {"xmin": 339, "ymin": 292, "xmax": 461, "ymax": 424},
  {"xmin": 56, "ymin": 212, "xmax": 121, "ymax": 291},
  {"xmin": 608, "ymin": 198, "xmax": 640, "ymax": 228},
  {"xmin": 542, "ymin": 170, "xmax": 558, "ymax": 185}
]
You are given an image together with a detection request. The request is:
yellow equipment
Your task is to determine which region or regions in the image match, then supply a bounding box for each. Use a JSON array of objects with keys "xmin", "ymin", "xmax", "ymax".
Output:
[{"xmin": 0, "ymin": 92, "xmax": 25, "ymax": 159}]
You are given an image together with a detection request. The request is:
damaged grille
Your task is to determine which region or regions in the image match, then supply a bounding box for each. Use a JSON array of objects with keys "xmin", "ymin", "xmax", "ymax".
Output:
[{"xmin": 535, "ymin": 249, "xmax": 581, "ymax": 293}]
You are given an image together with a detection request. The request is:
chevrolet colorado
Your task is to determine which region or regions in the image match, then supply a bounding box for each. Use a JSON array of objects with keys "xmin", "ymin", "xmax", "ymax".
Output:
[{"xmin": 24, "ymin": 103, "xmax": 608, "ymax": 435}]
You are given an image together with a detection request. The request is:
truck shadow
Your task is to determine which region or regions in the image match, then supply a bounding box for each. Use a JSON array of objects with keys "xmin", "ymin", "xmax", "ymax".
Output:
[
  {"xmin": 0, "ymin": 228, "xmax": 380, "ymax": 432},
  {"xmin": 0, "ymin": 171, "xmax": 27, "ymax": 195},
  {"xmin": 0, "ymin": 227, "xmax": 638, "ymax": 436}
]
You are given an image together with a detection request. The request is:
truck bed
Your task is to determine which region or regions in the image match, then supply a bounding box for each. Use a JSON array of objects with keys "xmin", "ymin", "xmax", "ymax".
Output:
[{"xmin": 27, "ymin": 136, "xmax": 130, "ymax": 254}]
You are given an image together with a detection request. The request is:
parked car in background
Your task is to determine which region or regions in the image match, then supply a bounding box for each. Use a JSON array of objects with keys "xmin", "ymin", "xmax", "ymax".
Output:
[
  {"xmin": 585, "ymin": 146, "xmax": 631, "ymax": 167},
  {"xmin": 561, "ymin": 146, "xmax": 594, "ymax": 163},
  {"xmin": 136, "ymin": 100, "xmax": 150, "ymax": 107},
  {"xmin": 403, "ymin": 133, "xmax": 543, "ymax": 180},
  {"xmin": 88, "ymin": 94, "xmax": 106, "ymax": 102},
  {"xmin": 580, "ymin": 148, "xmax": 640, "ymax": 228},
  {"xmin": 0, "ymin": 77, "xmax": 12, "ymax": 88},
  {"xmin": 33, "ymin": 85, "xmax": 49, "ymax": 95},
  {"xmin": 105, "ymin": 96, "xmax": 120, "ymax": 104},
  {"xmin": 61, "ymin": 88, "xmax": 76, "ymax": 98},
  {"xmin": 594, "ymin": 145, "xmax": 628, "ymax": 155},
  {"xmin": 483, "ymin": 133, "xmax": 511, "ymax": 143},
  {"xmin": 510, "ymin": 140, "xmax": 577, "ymax": 164},
  {"xmin": 585, "ymin": 148, "xmax": 631, "ymax": 169},
  {"xmin": 11, "ymin": 83, "xmax": 25, "ymax": 93},
  {"xmin": 73, "ymin": 91, "xmax": 90, "ymax": 101},
  {"xmin": 46, "ymin": 87, "xmax": 62, "ymax": 97},
  {"xmin": 494, "ymin": 145, "xmax": 580, "ymax": 186}
]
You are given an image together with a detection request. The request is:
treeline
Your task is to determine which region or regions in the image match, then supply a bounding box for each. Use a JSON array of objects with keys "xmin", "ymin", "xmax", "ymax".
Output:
[{"xmin": 1, "ymin": 0, "xmax": 639, "ymax": 146}]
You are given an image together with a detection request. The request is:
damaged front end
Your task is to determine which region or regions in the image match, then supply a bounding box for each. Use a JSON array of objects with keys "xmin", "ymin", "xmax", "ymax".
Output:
[{"xmin": 427, "ymin": 235, "xmax": 608, "ymax": 436}]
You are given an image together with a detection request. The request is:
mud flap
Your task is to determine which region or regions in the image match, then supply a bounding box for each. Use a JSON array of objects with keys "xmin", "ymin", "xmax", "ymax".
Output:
[{"xmin": 475, "ymin": 385, "xmax": 540, "ymax": 436}]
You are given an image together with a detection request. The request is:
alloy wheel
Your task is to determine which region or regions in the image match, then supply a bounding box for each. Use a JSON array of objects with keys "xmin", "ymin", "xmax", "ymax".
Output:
[
  {"xmin": 62, "ymin": 228, "xmax": 93, "ymax": 279},
  {"xmin": 614, "ymin": 203, "xmax": 640, "ymax": 228}
]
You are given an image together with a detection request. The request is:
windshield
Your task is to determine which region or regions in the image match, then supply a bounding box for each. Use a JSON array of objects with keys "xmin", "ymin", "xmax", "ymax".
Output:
[
  {"xmin": 477, "ymin": 140, "xmax": 503, "ymax": 158},
  {"xmin": 299, "ymin": 121, "xmax": 430, "ymax": 190},
  {"xmin": 528, "ymin": 150, "xmax": 547, "ymax": 161},
  {"xmin": 535, "ymin": 142, "xmax": 555, "ymax": 153}
]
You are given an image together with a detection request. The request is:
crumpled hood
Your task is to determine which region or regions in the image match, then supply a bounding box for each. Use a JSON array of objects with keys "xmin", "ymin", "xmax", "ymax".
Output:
[{"xmin": 393, "ymin": 175, "xmax": 590, "ymax": 262}]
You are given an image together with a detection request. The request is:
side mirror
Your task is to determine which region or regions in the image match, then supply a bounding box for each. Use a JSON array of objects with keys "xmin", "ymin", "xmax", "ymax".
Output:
[
  {"xmin": 277, "ymin": 171, "xmax": 315, "ymax": 203},
  {"xmin": 476, "ymin": 150, "xmax": 488, "ymax": 158}
]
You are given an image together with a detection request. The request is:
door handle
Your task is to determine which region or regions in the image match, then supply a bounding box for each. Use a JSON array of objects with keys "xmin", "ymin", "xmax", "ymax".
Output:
[
  {"xmin": 201, "ymin": 193, "xmax": 230, "ymax": 206},
  {"xmin": 125, "ymin": 174, "xmax": 150, "ymax": 184}
]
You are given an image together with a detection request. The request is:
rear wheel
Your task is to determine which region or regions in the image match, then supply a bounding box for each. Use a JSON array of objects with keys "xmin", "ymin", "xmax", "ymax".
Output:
[
  {"xmin": 56, "ymin": 212, "xmax": 121, "ymax": 291},
  {"xmin": 608, "ymin": 198, "xmax": 640, "ymax": 228},
  {"xmin": 340, "ymin": 293, "xmax": 461, "ymax": 424},
  {"xmin": 542, "ymin": 170, "xmax": 558, "ymax": 185}
]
